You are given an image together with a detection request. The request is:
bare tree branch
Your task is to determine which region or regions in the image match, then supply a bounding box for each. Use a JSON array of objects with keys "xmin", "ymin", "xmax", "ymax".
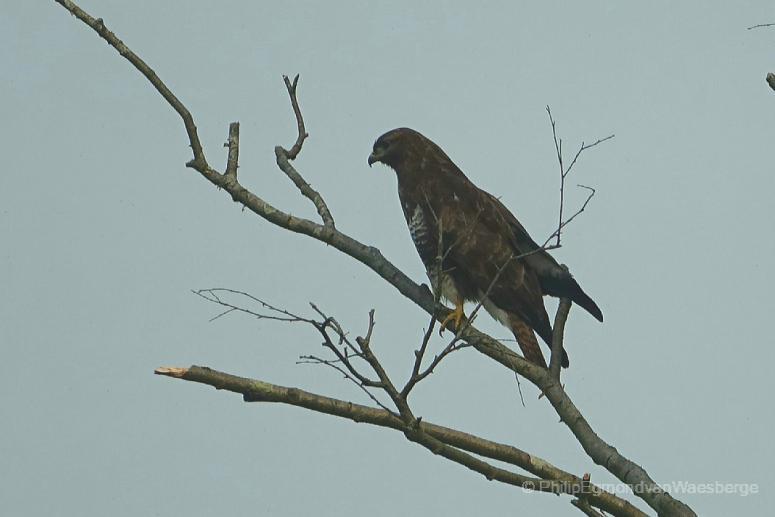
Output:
[
  {"xmin": 55, "ymin": 0, "xmax": 212, "ymax": 172},
  {"xmin": 401, "ymin": 312, "xmax": 440, "ymax": 398},
  {"xmin": 545, "ymin": 106, "xmax": 613, "ymax": 248},
  {"xmin": 297, "ymin": 354, "xmax": 394, "ymax": 413},
  {"xmin": 403, "ymin": 339, "xmax": 472, "ymax": 397},
  {"xmin": 54, "ymin": 2, "xmax": 696, "ymax": 516},
  {"xmin": 194, "ymin": 288, "xmax": 316, "ymax": 324},
  {"xmin": 275, "ymin": 147, "xmax": 336, "ymax": 227},
  {"xmin": 274, "ymin": 77, "xmax": 335, "ymax": 227},
  {"xmin": 542, "ymin": 184, "xmax": 596, "ymax": 248},
  {"xmin": 195, "ymin": 289, "xmax": 389, "ymax": 401},
  {"xmin": 155, "ymin": 366, "xmax": 647, "ymax": 517},
  {"xmin": 281, "ymin": 74, "xmax": 308, "ymax": 159},
  {"xmin": 566, "ymin": 137, "xmax": 616, "ymax": 178},
  {"xmin": 316, "ymin": 318, "xmax": 385, "ymax": 390},
  {"xmin": 353, "ymin": 310, "xmax": 417, "ymax": 421},
  {"xmin": 747, "ymin": 22, "xmax": 775, "ymax": 30},
  {"xmin": 573, "ymin": 498, "xmax": 608, "ymax": 517},
  {"xmin": 224, "ymin": 122, "xmax": 240, "ymax": 179},
  {"xmin": 549, "ymin": 297, "xmax": 572, "ymax": 380},
  {"xmin": 243, "ymin": 298, "xmax": 634, "ymax": 515}
]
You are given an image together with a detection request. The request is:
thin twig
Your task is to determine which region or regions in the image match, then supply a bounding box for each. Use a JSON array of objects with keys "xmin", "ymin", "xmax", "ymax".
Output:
[
  {"xmin": 309, "ymin": 303, "xmax": 359, "ymax": 355},
  {"xmin": 297, "ymin": 354, "xmax": 395, "ymax": 414},
  {"xmin": 355, "ymin": 311, "xmax": 415, "ymax": 421},
  {"xmin": 316, "ymin": 321, "xmax": 384, "ymax": 389},
  {"xmin": 542, "ymin": 185, "xmax": 597, "ymax": 248},
  {"xmin": 407, "ymin": 340, "xmax": 472, "ymax": 392},
  {"xmin": 566, "ymin": 136, "xmax": 615, "ymax": 178},
  {"xmin": 747, "ymin": 22, "xmax": 775, "ymax": 30},
  {"xmin": 545, "ymin": 106, "xmax": 613, "ymax": 247},
  {"xmin": 194, "ymin": 288, "xmax": 316, "ymax": 324},
  {"xmin": 402, "ymin": 314, "xmax": 441, "ymax": 398},
  {"xmin": 547, "ymin": 106, "xmax": 565, "ymax": 246},
  {"xmin": 196, "ymin": 289, "xmax": 385, "ymax": 394},
  {"xmin": 513, "ymin": 371, "xmax": 526, "ymax": 407}
]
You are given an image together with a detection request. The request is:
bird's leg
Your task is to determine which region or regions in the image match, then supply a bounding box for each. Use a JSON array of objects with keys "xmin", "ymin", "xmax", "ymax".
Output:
[{"xmin": 439, "ymin": 296, "xmax": 465, "ymax": 335}]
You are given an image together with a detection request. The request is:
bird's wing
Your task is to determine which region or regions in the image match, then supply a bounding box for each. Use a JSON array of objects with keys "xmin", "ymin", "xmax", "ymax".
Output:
[
  {"xmin": 430, "ymin": 181, "xmax": 553, "ymax": 344},
  {"xmin": 479, "ymin": 190, "xmax": 604, "ymax": 322}
]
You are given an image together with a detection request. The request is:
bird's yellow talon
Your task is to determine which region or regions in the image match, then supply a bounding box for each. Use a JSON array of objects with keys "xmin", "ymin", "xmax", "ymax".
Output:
[{"xmin": 439, "ymin": 300, "xmax": 465, "ymax": 335}]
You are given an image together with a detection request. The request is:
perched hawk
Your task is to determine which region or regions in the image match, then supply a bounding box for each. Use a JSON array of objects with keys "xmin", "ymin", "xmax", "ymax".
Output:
[{"xmin": 368, "ymin": 128, "xmax": 603, "ymax": 368}]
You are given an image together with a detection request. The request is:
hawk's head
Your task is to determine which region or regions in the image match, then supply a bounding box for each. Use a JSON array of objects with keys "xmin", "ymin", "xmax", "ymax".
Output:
[{"xmin": 368, "ymin": 128, "xmax": 421, "ymax": 169}]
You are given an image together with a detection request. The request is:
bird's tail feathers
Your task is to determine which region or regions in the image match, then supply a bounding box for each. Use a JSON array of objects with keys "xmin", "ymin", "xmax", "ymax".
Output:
[
  {"xmin": 540, "ymin": 276, "xmax": 604, "ymax": 322},
  {"xmin": 510, "ymin": 317, "xmax": 569, "ymax": 369},
  {"xmin": 570, "ymin": 283, "xmax": 603, "ymax": 322},
  {"xmin": 510, "ymin": 318, "xmax": 548, "ymax": 368}
]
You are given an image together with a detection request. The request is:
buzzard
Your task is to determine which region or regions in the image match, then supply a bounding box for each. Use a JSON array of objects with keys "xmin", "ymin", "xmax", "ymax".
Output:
[{"xmin": 368, "ymin": 128, "xmax": 603, "ymax": 368}]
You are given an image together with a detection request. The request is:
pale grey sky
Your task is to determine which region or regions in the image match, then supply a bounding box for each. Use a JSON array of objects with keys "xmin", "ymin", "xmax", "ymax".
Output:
[{"xmin": 2, "ymin": 1, "xmax": 774, "ymax": 515}]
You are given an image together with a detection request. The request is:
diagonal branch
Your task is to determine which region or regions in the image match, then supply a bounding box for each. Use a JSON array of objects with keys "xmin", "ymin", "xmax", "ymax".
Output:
[
  {"xmin": 275, "ymin": 146, "xmax": 336, "ymax": 227},
  {"xmin": 156, "ymin": 366, "xmax": 648, "ymax": 517},
  {"xmin": 54, "ymin": 0, "xmax": 210, "ymax": 172},
  {"xmin": 459, "ymin": 329, "xmax": 695, "ymax": 516}
]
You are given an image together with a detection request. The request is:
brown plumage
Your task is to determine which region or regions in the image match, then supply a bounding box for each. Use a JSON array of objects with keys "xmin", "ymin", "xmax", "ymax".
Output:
[{"xmin": 368, "ymin": 128, "xmax": 603, "ymax": 368}]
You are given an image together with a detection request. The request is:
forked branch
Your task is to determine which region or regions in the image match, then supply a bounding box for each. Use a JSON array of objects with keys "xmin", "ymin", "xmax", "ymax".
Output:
[
  {"xmin": 282, "ymin": 74, "xmax": 308, "ymax": 159},
  {"xmin": 545, "ymin": 106, "xmax": 613, "ymax": 248},
  {"xmin": 189, "ymin": 296, "xmax": 638, "ymax": 516}
]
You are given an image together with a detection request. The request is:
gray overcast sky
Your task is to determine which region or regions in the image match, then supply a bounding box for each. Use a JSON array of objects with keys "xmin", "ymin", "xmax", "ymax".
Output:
[{"xmin": 2, "ymin": 1, "xmax": 774, "ymax": 515}]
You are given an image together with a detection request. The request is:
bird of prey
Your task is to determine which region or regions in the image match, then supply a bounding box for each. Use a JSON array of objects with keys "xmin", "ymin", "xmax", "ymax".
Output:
[{"xmin": 368, "ymin": 128, "xmax": 602, "ymax": 368}]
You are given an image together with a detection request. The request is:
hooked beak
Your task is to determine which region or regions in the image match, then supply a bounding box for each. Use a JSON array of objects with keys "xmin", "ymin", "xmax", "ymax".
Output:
[{"xmin": 368, "ymin": 150, "xmax": 381, "ymax": 167}]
